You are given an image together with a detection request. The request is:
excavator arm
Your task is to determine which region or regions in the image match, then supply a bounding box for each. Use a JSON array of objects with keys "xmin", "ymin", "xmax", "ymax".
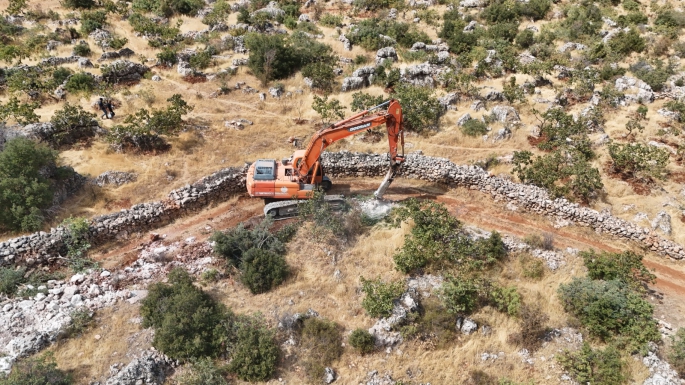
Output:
[{"xmin": 293, "ymin": 99, "xmax": 404, "ymax": 181}]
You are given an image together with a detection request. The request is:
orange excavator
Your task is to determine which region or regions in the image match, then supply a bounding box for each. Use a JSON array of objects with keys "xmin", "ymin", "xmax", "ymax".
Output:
[{"xmin": 246, "ymin": 99, "xmax": 405, "ymax": 218}]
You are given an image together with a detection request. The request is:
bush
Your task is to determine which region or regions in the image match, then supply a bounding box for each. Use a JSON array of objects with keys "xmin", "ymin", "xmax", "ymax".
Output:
[
  {"xmin": 80, "ymin": 10, "xmax": 107, "ymax": 34},
  {"xmin": 558, "ymin": 343, "xmax": 627, "ymax": 385},
  {"xmin": 311, "ymin": 95, "xmax": 346, "ymax": 125},
  {"xmin": 349, "ymin": 328, "xmax": 375, "ymax": 355},
  {"xmin": 608, "ymin": 28, "xmax": 645, "ymax": 56},
  {"xmin": 62, "ymin": 308, "xmax": 93, "ymax": 338},
  {"xmin": 0, "ymin": 96, "xmax": 40, "ymax": 125},
  {"xmin": 133, "ymin": 0, "xmax": 205, "ymax": 16},
  {"xmin": 239, "ymin": 248, "xmax": 288, "ymax": 294},
  {"xmin": 107, "ymin": 94, "xmax": 193, "ymax": 152},
  {"xmin": 558, "ymin": 277, "xmax": 660, "ymax": 353},
  {"xmin": 188, "ymin": 47, "xmax": 215, "ymax": 71},
  {"xmin": 507, "ymin": 304, "xmax": 548, "ymax": 351},
  {"xmin": 668, "ymin": 328, "xmax": 685, "ymax": 377},
  {"xmin": 347, "ymin": 19, "xmax": 430, "ymax": 51},
  {"xmin": 360, "ymin": 276, "xmax": 405, "ymax": 318},
  {"xmin": 520, "ymin": 0, "xmax": 550, "ymax": 20},
  {"xmin": 64, "ymin": 73, "xmax": 96, "ymax": 93},
  {"xmin": 0, "ymin": 138, "xmax": 58, "ymax": 231},
  {"xmin": 61, "ymin": 0, "xmax": 95, "ymax": 8},
  {"xmin": 460, "ymin": 119, "xmax": 488, "ymax": 137},
  {"xmin": 128, "ymin": 13, "xmax": 181, "ymax": 43},
  {"xmin": 489, "ymin": 285, "xmax": 521, "ymax": 317},
  {"xmin": 300, "ymin": 318, "xmax": 343, "ymax": 381},
  {"xmin": 608, "ymin": 142, "xmax": 669, "ymax": 181},
  {"xmin": 512, "ymin": 149, "xmax": 603, "ymax": 203},
  {"xmin": 141, "ymin": 268, "xmax": 233, "ymax": 360},
  {"xmin": 72, "ymin": 41, "xmax": 91, "ymax": 56},
  {"xmin": 0, "ymin": 353, "xmax": 72, "ymax": 385},
  {"xmin": 350, "ymin": 92, "xmax": 385, "ymax": 112},
  {"xmin": 523, "ymin": 233, "xmax": 553, "ymax": 250},
  {"xmin": 50, "ymin": 103, "xmax": 97, "ymax": 147},
  {"xmin": 392, "ymin": 200, "xmax": 507, "ymax": 273},
  {"xmin": 631, "ymin": 60, "xmax": 673, "ymax": 92},
  {"xmin": 178, "ymin": 358, "xmax": 228, "ymax": 385},
  {"xmin": 515, "ymin": 29, "xmax": 535, "ymax": 48},
  {"xmin": 319, "ymin": 14, "xmax": 342, "ymax": 28},
  {"xmin": 156, "ymin": 47, "xmax": 178, "ymax": 66},
  {"xmin": 61, "ymin": 216, "xmax": 95, "ymax": 271},
  {"xmin": 201, "ymin": 0, "xmax": 231, "ymax": 26},
  {"xmin": 211, "ymin": 218, "xmax": 286, "ymax": 268},
  {"xmin": 581, "ymin": 249, "xmax": 655, "ymax": 292},
  {"xmin": 0, "ymin": 267, "xmax": 26, "ymax": 297},
  {"xmin": 301, "ymin": 62, "xmax": 335, "ymax": 94},
  {"xmin": 441, "ymin": 275, "xmax": 480, "ymax": 315},
  {"xmin": 392, "ymin": 83, "xmax": 442, "ymax": 133},
  {"xmin": 439, "ymin": 15, "xmax": 478, "ymax": 54},
  {"xmin": 227, "ymin": 315, "xmax": 279, "ymax": 382}
]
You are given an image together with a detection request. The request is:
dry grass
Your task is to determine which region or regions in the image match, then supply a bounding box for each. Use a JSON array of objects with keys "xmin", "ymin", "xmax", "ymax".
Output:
[{"xmin": 46, "ymin": 303, "xmax": 149, "ymax": 384}]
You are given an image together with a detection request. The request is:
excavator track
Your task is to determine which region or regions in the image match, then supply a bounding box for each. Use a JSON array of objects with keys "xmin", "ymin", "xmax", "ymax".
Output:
[{"xmin": 264, "ymin": 195, "xmax": 346, "ymax": 220}]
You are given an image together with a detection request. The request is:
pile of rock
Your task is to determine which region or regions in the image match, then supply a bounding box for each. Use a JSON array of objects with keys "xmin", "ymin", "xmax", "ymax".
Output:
[
  {"xmin": 615, "ymin": 76, "xmax": 655, "ymax": 104},
  {"xmin": 94, "ymin": 171, "xmax": 138, "ymax": 187},
  {"xmin": 341, "ymin": 66, "xmax": 375, "ymax": 92},
  {"xmin": 98, "ymin": 48, "xmax": 135, "ymax": 62},
  {"xmin": 101, "ymin": 60, "xmax": 150, "ymax": 84},
  {"xmin": 104, "ymin": 350, "xmax": 174, "ymax": 385},
  {"xmin": 375, "ymin": 47, "xmax": 398, "ymax": 66}
]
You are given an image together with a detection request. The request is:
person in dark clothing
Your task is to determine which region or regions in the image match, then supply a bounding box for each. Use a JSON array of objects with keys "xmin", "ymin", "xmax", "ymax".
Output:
[
  {"xmin": 97, "ymin": 97, "xmax": 109, "ymax": 119},
  {"xmin": 106, "ymin": 100, "xmax": 115, "ymax": 118}
]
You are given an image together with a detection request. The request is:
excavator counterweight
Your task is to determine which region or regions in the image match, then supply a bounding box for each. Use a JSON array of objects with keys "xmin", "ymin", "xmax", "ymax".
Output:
[{"xmin": 246, "ymin": 99, "xmax": 405, "ymax": 218}]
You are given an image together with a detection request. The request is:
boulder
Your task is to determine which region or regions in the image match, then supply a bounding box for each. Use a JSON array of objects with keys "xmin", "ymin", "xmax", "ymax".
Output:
[
  {"xmin": 457, "ymin": 113, "xmax": 471, "ymax": 126},
  {"xmin": 101, "ymin": 60, "xmax": 149, "ymax": 84},
  {"xmin": 651, "ymin": 211, "xmax": 672, "ymax": 235},
  {"xmin": 490, "ymin": 105, "xmax": 520, "ymax": 123},
  {"xmin": 375, "ymin": 47, "xmax": 398, "ymax": 66}
]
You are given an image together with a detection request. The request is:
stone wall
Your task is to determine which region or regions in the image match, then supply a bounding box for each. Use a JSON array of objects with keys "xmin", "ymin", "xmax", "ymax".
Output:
[{"xmin": 1, "ymin": 151, "xmax": 684, "ymax": 267}]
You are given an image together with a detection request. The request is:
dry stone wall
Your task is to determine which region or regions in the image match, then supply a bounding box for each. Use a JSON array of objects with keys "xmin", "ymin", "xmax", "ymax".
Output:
[{"xmin": 1, "ymin": 151, "xmax": 684, "ymax": 267}]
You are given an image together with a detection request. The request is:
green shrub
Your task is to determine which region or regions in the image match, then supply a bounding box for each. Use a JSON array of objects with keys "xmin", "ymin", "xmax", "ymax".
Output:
[
  {"xmin": 80, "ymin": 10, "xmax": 107, "ymax": 34},
  {"xmin": 512, "ymin": 148, "xmax": 603, "ymax": 203},
  {"xmin": 439, "ymin": 14, "xmax": 478, "ymax": 55},
  {"xmin": 0, "ymin": 353, "xmax": 72, "ymax": 385},
  {"xmin": 441, "ymin": 275, "xmax": 480, "ymax": 315},
  {"xmin": 201, "ymin": 0, "xmax": 231, "ymax": 26},
  {"xmin": 227, "ymin": 315, "xmax": 279, "ymax": 382},
  {"xmin": 61, "ymin": 216, "xmax": 96, "ymax": 272},
  {"xmin": 558, "ymin": 277, "xmax": 659, "ymax": 353},
  {"xmin": 188, "ymin": 47, "xmax": 215, "ymax": 71},
  {"xmin": 668, "ymin": 328, "xmax": 685, "ymax": 377},
  {"xmin": 520, "ymin": 0, "xmax": 550, "ymax": 20},
  {"xmin": 392, "ymin": 83, "xmax": 442, "ymax": 133},
  {"xmin": 347, "ymin": 19, "xmax": 430, "ymax": 50},
  {"xmin": 178, "ymin": 358, "xmax": 228, "ymax": 385},
  {"xmin": 141, "ymin": 268, "xmax": 233, "ymax": 360},
  {"xmin": 507, "ymin": 304, "xmax": 548, "ymax": 351},
  {"xmin": 489, "ymin": 285, "xmax": 521, "ymax": 317},
  {"xmin": 360, "ymin": 276, "xmax": 405, "ymax": 318},
  {"xmin": 558, "ymin": 343, "xmax": 627, "ymax": 385},
  {"xmin": 72, "ymin": 41, "xmax": 91, "ymax": 56},
  {"xmin": 133, "ymin": 0, "xmax": 205, "ymax": 16},
  {"xmin": 608, "ymin": 28, "xmax": 645, "ymax": 56},
  {"xmin": 107, "ymin": 36, "xmax": 129, "ymax": 50},
  {"xmin": 350, "ymin": 92, "xmax": 385, "ymax": 112},
  {"xmin": 64, "ymin": 73, "xmax": 96, "ymax": 93},
  {"xmin": 581, "ymin": 249, "xmax": 655, "ymax": 292},
  {"xmin": 482, "ymin": 0, "xmax": 520, "ymax": 24},
  {"xmin": 349, "ymin": 328, "xmax": 375, "ymax": 355},
  {"xmin": 302, "ymin": 62, "xmax": 335, "ymax": 94},
  {"xmin": 319, "ymin": 14, "xmax": 342, "ymax": 28},
  {"xmin": 61, "ymin": 0, "xmax": 95, "ymax": 8},
  {"xmin": 0, "ymin": 267, "xmax": 26, "ymax": 297},
  {"xmin": 300, "ymin": 318, "xmax": 343, "ymax": 381},
  {"xmin": 156, "ymin": 47, "xmax": 178, "ymax": 66},
  {"xmin": 631, "ymin": 60, "xmax": 673, "ymax": 92},
  {"xmin": 211, "ymin": 218, "xmax": 286, "ymax": 268},
  {"xmin": 608, "ymin": 142, "xmax": 669, "ymax": 181},
  {"xmin": 0, "ymin": 96, "xmax": 40, "ymax": 125},
  {"xmin": 311, "ymin": 95, "xmax": 346, "ymax": 125},
  {"xmin": 128, "ymin": 13, "xmax": 181, "ymax": 42},
  {"xmin": 515, "ymin": 29, "xmax": 535, "ymax": 48},
  {"xmin": 107, "ymin": 94, "xmax": 193, "ymax": 152},
  {"xmin": 391, "ymin": 200, "xmax": 506, "ymax": 273},
  {"xmin": 239, "ymin": 248, "xmax": 288, "ymax": 294},
  {"xmin": 460, "ymin": 119, "xmax": 488, "ymax": 137},
  {"xmin": 0, "ymin": 138, "xmax": 58, "ymax": 231},
  {"xmin": 50, "ymin": 103, "xmax": 97, "ymax": 147},
  {"xmin": 53, "ymin": 67, "xmax": 73, "ymax": 84}
]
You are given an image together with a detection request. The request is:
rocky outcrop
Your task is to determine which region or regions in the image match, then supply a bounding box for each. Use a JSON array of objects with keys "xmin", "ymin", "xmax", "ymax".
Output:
[
  {"xmin": 375, "ymin": 47, "xmax": 398, "ymax": 66},
  {"xmin": 615, "ymin": 76, "xmax": 655, "ymax": 104},
  {"xmin": 98, "ymin": 48, "xmax": 135, "ymax": 62},
  {"xmin": 100, "ymin": 60, "xmax": 150, "ymax": 84},
  {"xmin": 94, "ymin": 171, "xmax": 138, "ymax": 187},
  {"xmin": 105, "ymin": 350, "xmax": 174, "ymax": 385}
]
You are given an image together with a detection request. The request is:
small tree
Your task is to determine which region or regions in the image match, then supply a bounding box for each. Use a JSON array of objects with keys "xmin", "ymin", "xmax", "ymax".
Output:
[
  {"xmin": 50, "ymin": 103, "xmax": 97, "ymax": 147},
  {"xmin": 441, "ymin": 275, "xmax": 480, "ymax": 315},
  {"xmin": 300, "ymin": 318, "xmax": 343, "ymax": 381},
  {"xmin": 4, "ymin": 0, "xmax": 27, "ymax": 15},
  {"xmin": 302, "ymin": 62, "xmax": 335, "ymax": 94},
  {"xmin": 0, "ymin": 353, "xmax": 72, "ymax": 385},
  {"xmin": 0, "ymin": 96, "xmax": 40, "ymax": 125},
  {"xmin": 668, "ymin": 328, "xmax": 685, "ymax": 377},
  {"xmin": 0, "ymin": 267, "xmax": 26, "ymax": 297},
  {"xmin": 312, "ymin": 95, "xmax": 346, "ymax": 125},
  {"xmin": 558, "ymin": 343, "xmax": 626, "ymax": 385},
  {"xmin": 61, "ymin": 216, "xmax": 95, "ymax": 272},
  {"xmin": 392, "ymin": 83, "xmax": 442, "ymax": 133},
  {"xmin": 581, "ymin": 249, "xmax": 655, "ymax": 293},
  {"xmin": 239, "ymin": 248, "xmax": 288, "ymax": 294},
  {"xmin": 608, "ymin": 142, "xmax": 669, "ymax": 181}
]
